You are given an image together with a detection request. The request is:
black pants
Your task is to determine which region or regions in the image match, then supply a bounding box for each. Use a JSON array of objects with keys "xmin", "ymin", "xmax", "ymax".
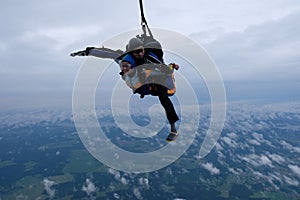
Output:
[
  {"xmin": 135, "ymin": 84, "xmax": 179, "ymax": 124},
  {"xmin": 152, "ymin": 84, "xmax": 179, "ymax": 124}
]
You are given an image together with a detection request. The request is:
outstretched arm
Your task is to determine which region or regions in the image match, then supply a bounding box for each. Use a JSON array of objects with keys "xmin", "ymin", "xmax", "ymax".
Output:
[{"xmin": 70, "ymin": 46, "xmax": 125, "ymax": 63}]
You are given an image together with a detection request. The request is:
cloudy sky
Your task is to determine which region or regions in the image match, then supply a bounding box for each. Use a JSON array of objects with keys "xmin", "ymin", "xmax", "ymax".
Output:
[{"xmin": 1, "ymin": 0, "xmax": 299, "ymax": 107}]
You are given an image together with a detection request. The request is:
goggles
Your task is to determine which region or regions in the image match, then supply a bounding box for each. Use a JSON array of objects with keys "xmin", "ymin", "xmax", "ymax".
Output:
[{"xmin": 132, "ymin": 48, "xmax": 144, "ymax": 54}]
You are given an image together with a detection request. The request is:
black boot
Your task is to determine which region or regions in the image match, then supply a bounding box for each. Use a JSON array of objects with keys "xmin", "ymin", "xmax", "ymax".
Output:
[
  {"xmin": 170, "ymin": 123, "xmax": 177, "ymax": 133},
  {"xmin": 166, "ymin": 123, "xmax": 178, "ymax": 142}
]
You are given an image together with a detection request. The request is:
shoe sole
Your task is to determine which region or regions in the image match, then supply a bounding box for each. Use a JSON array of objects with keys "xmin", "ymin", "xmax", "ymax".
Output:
[{"xmin": 166, "ymin": 132, "xmax": 179, "ymax": 142}]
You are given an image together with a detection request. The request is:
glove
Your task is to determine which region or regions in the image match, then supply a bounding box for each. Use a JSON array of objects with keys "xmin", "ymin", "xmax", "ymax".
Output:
[
  {"xmin": 70, "ymin": 47, "xmax": 95, "ymax": 57},
  {"xmin": 85, "ymin": 47, "xmax": 95, "ymax": 55},
  {"xmin": 169, "ymin": 63, "xmax": 179, "ymax": 70}
]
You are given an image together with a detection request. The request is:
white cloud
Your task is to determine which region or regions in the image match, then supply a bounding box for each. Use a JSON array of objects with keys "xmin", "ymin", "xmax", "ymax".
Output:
[
  {"xmin": 252, "ymin": 133, "xmax": 264, "ymax": 142},
  {"xmin": 227, "ymin": 132, "xmax": 238, "ymax": 140},
  {"xmin": 108, "ymin": 168, "xmax": 121, "ymax": 180},
  {"xmin": 241, "ymin": 155, "xmax": 256, "ymax": 166},
  {"xmin": 281, "ymin": 141, "xmax": 300, "ymax": 153},
  {"xmin": 133, "ymin": 187, "xmax": 143, "ymax": 200},
  {"xmin": 113, "ymin": 193, "xmax": 121, "ymax": 199},
  {"xmin": 288, "ymin": 164, "xmax": 300, "ymax": 178},
  {"xmin": 82, "ymin": 178, "xmax": 97, "ymax": 197},
  {"xmin": 268, "ymin": 154, "xmax": 285, "ymax": 164},
  {"xmin": 269, "ymin": 172, "xmax": 283, "ymax": 184},
  {"xmin": 252, "ymin": 171, "xmax": 268, "ymax": 180},
  {"xmin": 283, "ymin": 175, "xmax": 299, "ymax": 186},
  {"xmin": 201, "ymin": 162, "xmax": 220, "ymax": 175},
  {"xmin": 215, "ymin": 142, "xmax": 224, "ymax": 151},
  {"xmin": 120, "ymin": 177, "xmax": 128, "ymax": 185},
  {"xmin": 108, "ymin": 168, "xmax": 129, "ymax": 185},
  {"xmin": 221, "ymin": 136, "xmax": 237, "ymax": 148},
  {"xmin": 248, "ymin": 139, "xmax": 261, "ymax": 146},
  {"xmin": 229, "ymin": 167, "xmax": 243, "ymax": 175},
  {"xmin": 251, "ymin": 171, "xmax": 279, "ymax": 190},
  {"xmin": 139, "ymin": 177, "xmax": 150, "ymax": 190},
  {"xmin": 259, "ymin": 155, "xmax": 273, "ymax": 167},
  {"xmin": 43, "ymin": 178, "xmax": 56, "ymax": 199},
  {"xmin": 241, "ymin": 154, "xmax": 274, "ymax": 167}
]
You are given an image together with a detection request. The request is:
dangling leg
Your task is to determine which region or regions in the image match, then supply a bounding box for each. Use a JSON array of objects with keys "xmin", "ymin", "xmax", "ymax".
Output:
[
  {"xmin": 156, "ymin": 85, "xmax": 179, "ymax": 141},
  {"xmin": 157, "ymin": 86, "xmax": 179, "ymax": 124}
]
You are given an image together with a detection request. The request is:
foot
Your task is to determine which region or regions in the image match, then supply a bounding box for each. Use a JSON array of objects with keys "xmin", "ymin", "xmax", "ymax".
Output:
[{"xmin": 166, "ymin": 132, "xmax": 179, "ymax": 142}]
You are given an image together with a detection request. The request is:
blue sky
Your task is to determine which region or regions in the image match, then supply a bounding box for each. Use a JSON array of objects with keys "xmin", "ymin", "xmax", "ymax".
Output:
[{"xmin": 0, "ymin": 0, "xmax": 299, "ymax": 108}]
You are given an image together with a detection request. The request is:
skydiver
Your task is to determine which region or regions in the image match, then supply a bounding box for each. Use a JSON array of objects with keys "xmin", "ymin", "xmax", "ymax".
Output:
[{"xmin": 120, "ymin": 38, "xmax": 180, "ymax": 141}]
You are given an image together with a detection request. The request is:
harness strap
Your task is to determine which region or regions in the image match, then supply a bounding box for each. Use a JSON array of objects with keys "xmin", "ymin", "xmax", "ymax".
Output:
[
  {"xmin": 139, "ymin": 0, "xmax": 153, "ymax": 38},
  {"xmin": 139, "ymin": 0, "xmax": 147, "ymax": 25}
]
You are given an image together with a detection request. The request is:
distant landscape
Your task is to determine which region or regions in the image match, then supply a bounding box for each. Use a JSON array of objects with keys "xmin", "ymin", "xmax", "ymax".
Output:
[{"xmin": 1, "ymin": 101, "xmax": 299, "ymax": 199}]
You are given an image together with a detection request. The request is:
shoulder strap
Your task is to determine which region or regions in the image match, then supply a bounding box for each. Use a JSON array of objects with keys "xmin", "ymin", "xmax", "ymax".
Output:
[{"xmin": 146, "ymin": 52, "xmax": 163, "ymax": 64}]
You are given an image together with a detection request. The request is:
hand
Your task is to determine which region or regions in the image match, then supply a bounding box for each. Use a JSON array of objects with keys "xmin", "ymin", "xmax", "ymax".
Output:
[
  {"xmin": 169, "ymin": 63, "xmax": 179, "ymax": 70},
  {"xmin": 70, "ymin": 47, "xmax": 95, "ymax": 57}
]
